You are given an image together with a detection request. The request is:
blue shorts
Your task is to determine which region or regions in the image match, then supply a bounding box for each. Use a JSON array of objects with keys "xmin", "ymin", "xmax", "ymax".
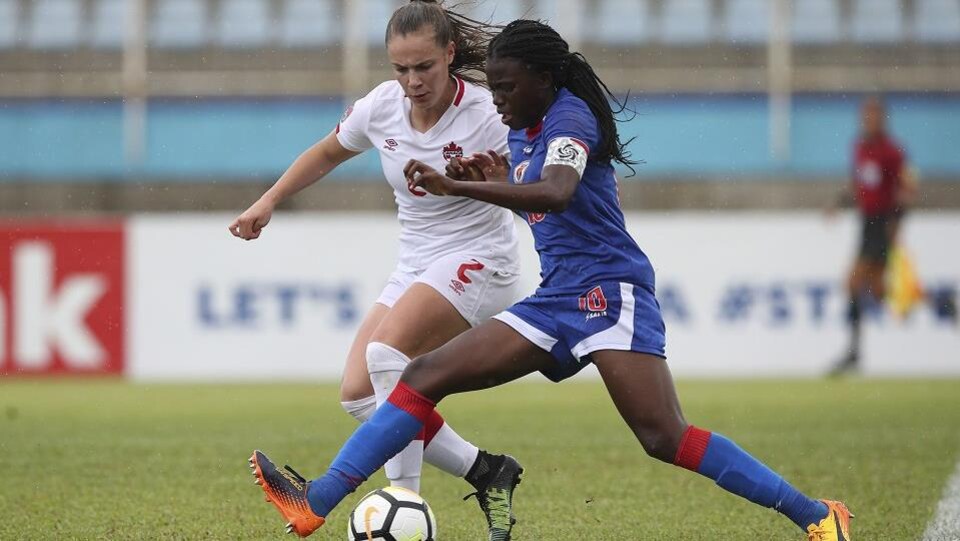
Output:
[{"xmin": 493, "ymin": 282, "xmax": 667, "ymax": 382}]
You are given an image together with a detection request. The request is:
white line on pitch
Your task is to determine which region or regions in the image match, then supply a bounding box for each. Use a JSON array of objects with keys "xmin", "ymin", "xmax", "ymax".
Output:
[{"xmin": 923, "ymin": 459, "xmax": 960, "ymax": 541}]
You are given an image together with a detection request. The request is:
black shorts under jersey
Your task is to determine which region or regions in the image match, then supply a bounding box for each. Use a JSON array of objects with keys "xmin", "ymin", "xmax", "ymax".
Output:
[{"xmin": 859, "ymin": 210, "xmax": 902, "ymax": 264}]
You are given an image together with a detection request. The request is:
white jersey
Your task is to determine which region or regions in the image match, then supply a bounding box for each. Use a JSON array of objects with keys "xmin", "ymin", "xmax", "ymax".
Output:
[{"xmin": 336, "ymin": 78, "xmax": 519, "ymax": 274}]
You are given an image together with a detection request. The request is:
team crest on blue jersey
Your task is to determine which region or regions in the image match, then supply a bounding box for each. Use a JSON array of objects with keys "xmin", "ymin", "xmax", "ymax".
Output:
[
  {"xmin": 513, "ymin": 160, "xmax": 530, "ymax": 184},
  {"xmin": 578, "ymin": 286, "xmax": 608, "ymax": 320}
]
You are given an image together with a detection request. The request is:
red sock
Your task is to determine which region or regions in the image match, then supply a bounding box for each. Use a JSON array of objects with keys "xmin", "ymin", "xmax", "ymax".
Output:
[
  {"xmin": 674, "ymin": 425, "xmax": 712, "ymax": 472},
  {"xmin": 386, "ymin": 381, "xmax": 436, "ymax": 423}
]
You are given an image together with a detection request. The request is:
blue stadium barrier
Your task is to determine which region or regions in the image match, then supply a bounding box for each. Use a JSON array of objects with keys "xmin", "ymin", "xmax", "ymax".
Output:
[{"xmin": 2, "ymin": 95, "xmax": 959, "ymax": 180}]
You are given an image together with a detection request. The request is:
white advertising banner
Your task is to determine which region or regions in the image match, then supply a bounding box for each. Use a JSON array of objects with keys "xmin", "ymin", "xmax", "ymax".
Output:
[{"xmin": 129, "ymin": 212, "xmax": 960, "ymax": 381}]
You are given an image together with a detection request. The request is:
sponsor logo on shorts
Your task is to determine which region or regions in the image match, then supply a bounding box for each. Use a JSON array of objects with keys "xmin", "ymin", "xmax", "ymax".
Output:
[
  {"xmin": 449, "ymin": 259, "xmax": 485, "ymax": 296},
  {"xmin": 578, "ymin": 286, "xmax": 608, "ymax": 321}
]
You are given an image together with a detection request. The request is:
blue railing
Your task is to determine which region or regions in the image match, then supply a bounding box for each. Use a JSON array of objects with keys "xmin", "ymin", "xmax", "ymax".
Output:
[{"xmin": 1, "ymin": 94, "xmax": 958, "ymax": 180}]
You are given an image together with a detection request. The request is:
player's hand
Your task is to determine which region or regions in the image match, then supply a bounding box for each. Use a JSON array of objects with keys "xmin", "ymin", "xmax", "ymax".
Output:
[
  {"xmin": 465, "ymin": 150, "xmax": 510, "ymax": 183},
  {"xmin": 229, "ymin": 198, "xmax": 274, "ymax": 240},
  {"xmin": 445, "ymin": 157, "xmax": 485, "ymax": 182},
  {"xmin": 405, "ymin": 159, "xmax": 458, "ymax": 196}
]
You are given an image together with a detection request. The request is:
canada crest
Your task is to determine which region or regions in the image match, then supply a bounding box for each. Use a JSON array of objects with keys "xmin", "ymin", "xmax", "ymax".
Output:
[{"xmin": 442, "ymin": 141, "xmax": 463, "ymax": 160}]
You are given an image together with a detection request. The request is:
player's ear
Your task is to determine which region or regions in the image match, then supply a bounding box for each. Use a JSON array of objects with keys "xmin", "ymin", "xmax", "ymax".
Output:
[
  {"xmin": 446, "ymin": 40, "xmax": 455, "ymax": 66},
  {"xmin": 535, "ymin": 69, "xmax": 554, "ymax": 92}
]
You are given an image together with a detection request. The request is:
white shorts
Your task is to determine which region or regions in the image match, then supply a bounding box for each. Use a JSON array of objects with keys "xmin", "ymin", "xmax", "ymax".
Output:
[{"xmin": 375, "ymin": 253, "xmax": 521, "ymax": 327}]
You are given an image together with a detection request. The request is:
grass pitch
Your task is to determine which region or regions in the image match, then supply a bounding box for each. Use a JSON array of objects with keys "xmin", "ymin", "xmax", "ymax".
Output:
[{"xmin": 2, "ymin": 379, "xmax": 959, "ymax": 540}]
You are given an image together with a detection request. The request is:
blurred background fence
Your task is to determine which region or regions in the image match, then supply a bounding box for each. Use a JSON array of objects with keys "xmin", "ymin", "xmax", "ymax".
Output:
[{"xmin": 1, "ymin": 0, "xmax": 959, "ymax": 212}]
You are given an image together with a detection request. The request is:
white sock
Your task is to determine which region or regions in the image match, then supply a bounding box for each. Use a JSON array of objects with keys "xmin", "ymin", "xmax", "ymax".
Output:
[
  {"xmin": 340, "ymin": 395, "xmax": 376, "ymax": 423},
  {"xmin": 424, "ymin": 422, "xmax": 479, "ymax": 478},
  {"xmin": 367, "ymin": 342, "xmax": 424, "ymax": 492},
  {"xmin": 365, "ymin": 342, "xmax": 483, "ymax": 489}
]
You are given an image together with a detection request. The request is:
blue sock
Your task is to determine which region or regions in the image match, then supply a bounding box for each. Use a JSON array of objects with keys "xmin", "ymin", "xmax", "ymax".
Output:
[
  {"xmin": 676, "ymin": 427, "xmax": 829, "ymax": 531},
  {"xmin": 306, "ymin": 384, "xmax": 433, "ymax": 517}
]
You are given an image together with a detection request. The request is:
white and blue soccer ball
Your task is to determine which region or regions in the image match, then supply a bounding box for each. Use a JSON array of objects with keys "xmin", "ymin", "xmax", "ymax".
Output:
[{"xmin": 347, "ymin": 486, "xmax": 437, "ymax": 541}]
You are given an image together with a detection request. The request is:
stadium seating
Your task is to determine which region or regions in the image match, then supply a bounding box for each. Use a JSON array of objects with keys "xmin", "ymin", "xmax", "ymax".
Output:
[
  {"xmin": 723, "ymin": 0, "xmax": 770, "ymax": 44},
  {"xmin": 0, "ymin": 0, "xmax": 19, "ymax": 49},
  {"xmin": 792, "ymin": 0, "xmax": 842, "ymax": 43},
  {"xmin": 27, "ymin": 0, "xmax": 83, "ymax": 49},
  {"xmin": 850, "ymin": 0, "xmax": 904, "ymax": 43},
  {"xmin": 279, "ymin": 0, "xmax": 339, "ymax": 47},
  {"xmin": 661, "ymin": 0, "xmax": 713, "ymax": 44},
  {"xmin": 589, "ymin": 0, "xmax": 651, "ymax": 44},
  {"xmin": 914, "ymin": 0, "xmax": 960, "ymax": 42},
  {"xmin": 215, "ymin": 0, "xmax": 273, "ymax": 48},
  {"xmin": 367, "ymin": 0, "xmax": 402, "ymax": 45},
  {"xmin": 89, "ymin": 0, "xmax": 128, "ymax": 49},
  {"xmin": 151, "ymin": 0, "xmax": 207, "ymax": 48},
  {"xmin": 4, "ymin": 0, "xmax": 959, "ymax": 52},
  {"xmin": 465, "ymin": 0, "xmax": 522, "ymax": 25}
]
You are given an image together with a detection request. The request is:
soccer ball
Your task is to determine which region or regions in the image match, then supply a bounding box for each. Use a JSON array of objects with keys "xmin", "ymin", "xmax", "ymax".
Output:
[{"xmin": 347, "ymin": 486, "xmax": 437, "ymax": 541}]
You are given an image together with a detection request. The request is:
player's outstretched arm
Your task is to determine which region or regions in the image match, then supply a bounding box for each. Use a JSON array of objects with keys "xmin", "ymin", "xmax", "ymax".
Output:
[
  {"xmin": 229, "ymin": 133, "xmax": 359, "ymax": 240},
  {"xmin": 406, "ymin": 159, "xmax": 579, "ymax": 214}
]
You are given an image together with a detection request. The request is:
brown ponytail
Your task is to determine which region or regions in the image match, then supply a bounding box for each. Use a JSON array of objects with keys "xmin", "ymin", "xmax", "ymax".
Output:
[{"xmin": 385, "ymin": 1, "xmax": 500, "ymax": 86}]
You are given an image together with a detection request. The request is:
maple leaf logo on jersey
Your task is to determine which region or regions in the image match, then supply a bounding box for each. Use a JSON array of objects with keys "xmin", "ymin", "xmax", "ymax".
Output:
[{"xmin": 442, "ymin": 141, "xmax": 463, "ymax": 160}]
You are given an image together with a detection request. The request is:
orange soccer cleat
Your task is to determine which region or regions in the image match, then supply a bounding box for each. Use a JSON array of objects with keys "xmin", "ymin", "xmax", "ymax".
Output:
[
  {"xmin": 806, "ymin": 500, "xmax": 854, "ymax": 541},
  {"xmin": 249, "ymin": 450, "xmax": 326, "ymax": 537}
]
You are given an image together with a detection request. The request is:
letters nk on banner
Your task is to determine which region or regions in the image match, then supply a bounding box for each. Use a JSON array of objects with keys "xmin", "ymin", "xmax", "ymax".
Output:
[{"xmin": 0, "ymin": 223, "xmax": 125, "ymax": 376}]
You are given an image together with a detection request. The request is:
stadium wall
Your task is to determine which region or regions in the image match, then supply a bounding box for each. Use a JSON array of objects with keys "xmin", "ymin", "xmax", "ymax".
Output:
[
  {"xmin": 1, "ymin": 212, "xmax": 958, "ymax": 380},
  {"xmin": 2, "ymin": 94, "xmax": 960, "ymax": 180}
]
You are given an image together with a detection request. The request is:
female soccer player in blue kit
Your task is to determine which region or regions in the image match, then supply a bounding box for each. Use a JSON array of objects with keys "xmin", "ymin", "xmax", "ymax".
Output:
[{"xmin": 249, "ymin": 20, "xmax": 853, "ymax": 541}]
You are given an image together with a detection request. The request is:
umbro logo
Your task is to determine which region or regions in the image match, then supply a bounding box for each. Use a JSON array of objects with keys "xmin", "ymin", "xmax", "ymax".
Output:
[{"xmin": 383, "ymin": 139, "xmax": 399, "ymax": 151}]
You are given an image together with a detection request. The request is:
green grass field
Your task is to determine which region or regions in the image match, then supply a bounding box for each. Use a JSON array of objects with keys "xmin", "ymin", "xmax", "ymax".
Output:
[{"xmin": 2, "ymin": 379, "xmax": 959, "ymax": 540}]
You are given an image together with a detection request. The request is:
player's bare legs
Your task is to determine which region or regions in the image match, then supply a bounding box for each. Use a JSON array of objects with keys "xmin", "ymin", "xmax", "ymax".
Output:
[
  {"xmin": 401, "ymin": 319, "xmax": 555, "ymax": 400},
  {"xmin": 296, "ymin": 321, "xmax": 551, "ymax": 539},
  {"xmin": 369, "ymin": 283, "xmax": 472, "ymax": 360},
  {"xmin": 592, "ymin": 351, "xmax": 845, "ymax": 537},
  {"xmin": 339, "ymin": 303, "xmax": 387, "ymax": 403},
  {"xmin": 592, "ymin": 352, "xmax": 687, "ymax": 462},
  {"xmin": 364, "ymin": 283, "xmax": 473, "ymax": 492}
]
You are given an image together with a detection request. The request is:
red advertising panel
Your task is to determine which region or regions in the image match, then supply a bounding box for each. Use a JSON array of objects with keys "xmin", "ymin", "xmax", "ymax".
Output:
[{"xmin": 0, "ymin": 221, "xmax": 125, "ymax": 376}]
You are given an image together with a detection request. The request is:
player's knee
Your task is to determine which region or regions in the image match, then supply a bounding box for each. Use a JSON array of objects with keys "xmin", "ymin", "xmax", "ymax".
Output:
[
  {"xmin": 366, "ymin": 341, "xmax": 409, "ymax": 374},
  {"xmin": 339, "ymin": 384, "xmax": 372, "ymax": 403},
  {"xmin": 400, "ymin": 352, "xmax": 449, "ymax": 402},
  {"xmin": 633, "ymin": 423, "xmax": 683, "ymax": 463}
]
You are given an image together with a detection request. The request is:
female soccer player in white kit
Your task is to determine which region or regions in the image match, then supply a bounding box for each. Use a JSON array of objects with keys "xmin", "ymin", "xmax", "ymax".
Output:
[{"xmin": 229, "ymin": 1, "xmax": 524, "ymax": 536}]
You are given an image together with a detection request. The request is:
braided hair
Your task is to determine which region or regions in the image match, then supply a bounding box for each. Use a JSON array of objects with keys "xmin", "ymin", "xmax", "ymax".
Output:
[
  {"xmin": 386, "ymin": 1, "xmax": 500, "ymax": 87},
  {"xmin": 488, "ymin": 20, "xmax": 637, "ymax": 171}
]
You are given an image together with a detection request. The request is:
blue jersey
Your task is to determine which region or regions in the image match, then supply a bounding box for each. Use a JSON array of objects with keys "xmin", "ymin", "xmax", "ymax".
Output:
[{"xmin": 508, "ymin": 88, "xmax": 655, "ymax": 295}]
